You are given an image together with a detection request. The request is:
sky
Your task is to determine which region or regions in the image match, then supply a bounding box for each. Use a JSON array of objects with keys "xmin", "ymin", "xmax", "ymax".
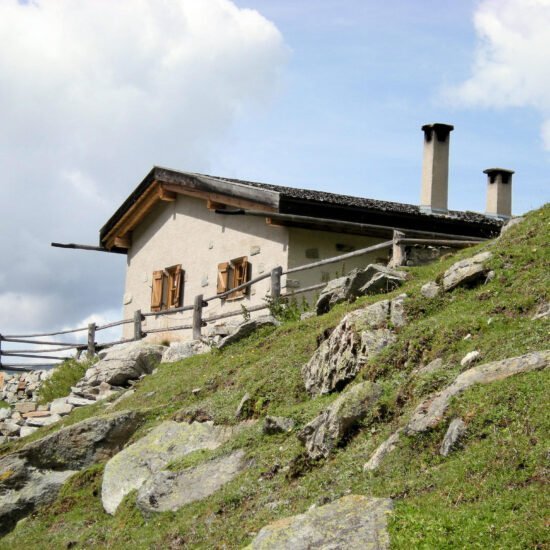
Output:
[{"xmin": 0, "ymin": 0, "xmax": 549, "ymax": 354}]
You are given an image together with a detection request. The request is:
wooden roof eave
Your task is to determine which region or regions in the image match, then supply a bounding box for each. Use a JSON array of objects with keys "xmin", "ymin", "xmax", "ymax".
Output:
[{"xmin": 102, "ymin": 174, "xmax": 280, "ymax": 250}]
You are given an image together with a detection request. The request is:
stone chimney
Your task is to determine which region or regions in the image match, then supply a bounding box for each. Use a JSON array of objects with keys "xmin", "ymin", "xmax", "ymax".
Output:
[
  {"xmin": 420, "ymin": 123, "xmax": 454, "ymax": 213},
  {"xmin": 483, "ymin": 168, "xmax": 513, "ymax": 218}
]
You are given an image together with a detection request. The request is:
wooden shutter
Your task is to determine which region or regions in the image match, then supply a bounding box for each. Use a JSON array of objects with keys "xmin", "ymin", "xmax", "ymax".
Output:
[
  {"xmin": 217, "ymin": 262, "xmax": 230, "ymax": 294},
  {"xmin": 229, "ymin": 257, "xmax": 248, "ymax": 299},
  {"xmin": 151, "ymin": 270, "xmax": 164, "ymax": 312},
  {"xmin": 168, "ymin": 265, "xmax": 183, "ymax": 308}
]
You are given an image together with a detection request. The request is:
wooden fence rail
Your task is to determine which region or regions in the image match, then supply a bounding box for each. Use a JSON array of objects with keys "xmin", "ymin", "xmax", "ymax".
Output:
[{"xmin": 1, "ymin": 230, "xmax": 486, "ymax": 371}]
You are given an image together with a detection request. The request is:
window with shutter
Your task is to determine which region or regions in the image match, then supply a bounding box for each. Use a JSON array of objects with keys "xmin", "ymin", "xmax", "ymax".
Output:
[
  {"xmin": 151, "ymin": 270, "xmax": 164, "ymax": 312},
  {"xmin": 167, "ymin": 265, "xmax": 183, "ymax": 308},
  {"xmin": 228, "ymin": 257, "xmax": 248, "ymax": 299},
  {"xmin": 217, "ymin": 262, "xmax": 230, "ymax": 294},
  {"xmin": 150, "ymin": 264, "xmax": 183, "ymax": 312}
]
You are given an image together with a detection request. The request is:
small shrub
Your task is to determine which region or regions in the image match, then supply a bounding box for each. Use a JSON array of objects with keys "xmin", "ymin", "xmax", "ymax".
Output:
[{"xmin": 265, "ymin": 295, "xmax": 304, "ymax": 323}]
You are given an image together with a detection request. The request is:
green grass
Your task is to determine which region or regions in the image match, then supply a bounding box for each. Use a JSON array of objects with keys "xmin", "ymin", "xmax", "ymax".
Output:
[
  {"xmin": 38, "ymin": 358, "xmax": 92, "ymax": 405},
  {"xmin": 0, "ymin": 401, "xmax": 9, "ymax": 410},
  {"xmin": 0, "ymin": 205, "xmax": 548, "ymax": 549}
]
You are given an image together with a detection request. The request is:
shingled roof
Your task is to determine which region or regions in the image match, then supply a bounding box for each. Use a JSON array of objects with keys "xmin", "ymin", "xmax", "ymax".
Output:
[{"xmin": 100, "ymin": 166, "xmax": 503, "ymax": 249}]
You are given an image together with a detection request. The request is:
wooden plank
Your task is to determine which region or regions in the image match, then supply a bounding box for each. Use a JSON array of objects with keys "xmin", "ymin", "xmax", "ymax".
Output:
[
  {"xmin": 396, "ymin": 238, "xmax": 481, "ymax": 246},
  {"xmin": 155, "ymin": 170, "xmax": 280, "ymax": 210},
  {"xmin": 87, "ymin": 322, "xmax": 96, "ymax": 358},
  {"xmin": 0, "ymin": 353, "xmax": 69, "ymax": 361},
  {"xmin": 2, "ymin": 337, "xmax": 81, "ymax": 347},
  {"xmin": 104, "ymin": 182, "xmax": 161, "ymax": 249},
  {"xmin": 133, "ymin": 310, "xmax": 143, "ymax": 341},
  {"xmin": 282, "ymin": 282, "xmax": 326, "ymax": 296},
  {"xmin": 114, "ymin": 234, "xmax": 132, "ymax": 248},
  {"xmin": 206, "ymin": 271, "xmax": 271, "ymax": 302},
  {"xmin": 244, "ymin": 210, "xmax": 489, "ymax": 241},
  {"xmin": 204, "ymin": 303, "xmax": 268, "ymax": 323},
  {"xmin": 145, "ymin": 324, "xmax": 193, "ymax": 334},
  {"xmin": 270, "ymin": 267, "xmax": 282, "ymax": 299},
  {"xmin": 193, "ymin": 294, "xmax": 204, "ymax": 339},
  {"xmin": 161, "ymin": 183, "xmax": 278, "ymax": 213},
  {"xmin": 0, "ymin": 345, "xmax": 76, "ymax": 353},
  {"xmin": 284, "ymin": 240, "xmax": 393, "ymax": 275},
  {"xmin": 95, "ymin": 318, "xmax": 134, "ymax": 330},
  {"xmin": 158, "ymin": 186, "xmax": 177, "ymax": 201},
  {"xmin": 142, "ymin": 304, "xmax": 194, "ymax": 317},
  {"xmin": 51, "ymin": 242, "xmax": 126, "ymax": 254}
]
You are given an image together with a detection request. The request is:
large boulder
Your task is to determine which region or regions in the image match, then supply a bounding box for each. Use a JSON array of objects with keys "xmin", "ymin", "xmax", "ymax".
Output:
[
  {"xmin": 0, "ymin": 463, "xmax": 76, "ymax": 536},
  {"xmin": 217, "ymin": 316, "xmax": 280, "ymax": 349},
  {"xmin": 101, "ymin": 420, "xmax": 235, "ymax": 514},
  {"xmin": 136, "ymin": 450, "xmax": 248, "ymax": 514},
  {"xmin": 246, "ymin": 495, "xmax": 393, "ymax": 549},
  {"xmin": 161, "ymin": 340, "xmax": 211, "ymax": 363},
  {"xmin": 315, "ymin": 269, "xmax": 374, "ymax": 315},
  {"xmin": 298, "ymin": 382, "xmax": 381, "ymax": 460},
  {"xmin": 442, "ymin": 251, "xmax": 492, "ymax": 292},
  {"xmin": 315, "ymin": 265, "xmax": 408, "ymax": 315},
  {"xmin": 302, "ymin": 297, "xmax": 404, "ymax": 396},
  {"xmin": 21, "ymin": 410, "xmax": 143, "ymax": 470},
  {"xmin": 78, "ymin": 342, "xmax": 165, "ymax": 389},
  {"xmin": 0, "ymin": 410, "xmax": 141, "ymax": 536},
  {"xmin": 358, "ymin": 264, "xmax": 408, "ymax": 296}
]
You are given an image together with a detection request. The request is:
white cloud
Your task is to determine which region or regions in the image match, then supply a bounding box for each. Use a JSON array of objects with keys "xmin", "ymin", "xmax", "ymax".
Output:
[
  {"xmin": 445, "ymin": 0, "xmax": 550, "ymax": 149},
  {"xmin": 0, "ymin": 0, "xmax": 287, "ymax": 335}
]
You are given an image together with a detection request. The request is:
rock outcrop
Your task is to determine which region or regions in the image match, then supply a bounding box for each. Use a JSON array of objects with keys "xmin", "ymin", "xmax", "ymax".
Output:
[
  {"xmin": 439, "ymin": 418, "xmax": 467, "ymax": 457},
  {"xmin": 298, "ymin": 381, "xmax": 381, "ymax": 460},
  {"xmin": 263, "ymin": 416, "xmax": 295, "ymax": 435},
  {"xmin": 161, "ymin": 340, "xmax": 211, "ymax": 363},
  {"xmin": 246, "ymin": 495, "xmax": 393, "ymax": 549},
  {"xmin": 364, "ymin": 351, "xmax": 549, "ymax": 471},
  {"xmin": 136, "ymin": 450, "xmax": 248, "ymax": 514},
  {"xmin": 315, "ymin": 265, "xmax": 407, "ymax": 315},
  {"xmin": 0, "ymin": 410, "xmax": 141, "ymax": 536},
  {"xmin": 77, "ymin": 341, "xmax": 165, "ymax": 390},
  {"xmin": 442, "ymin": 251, "xmax": 492, "ymax": 292},
  {"xmin": 217, "ymin": 316, "xmax": 280, "ymax": 349},
  {"xmin": 101, "ymin": 420, "xmax": 235, "ymax": 514},
  {"xmin": 302, "ymin": 296, "xmax": 405, "ymax": 396},
  {"xmin": 20, "ymin": 410, "xmax": 142, "ymax": 470}
]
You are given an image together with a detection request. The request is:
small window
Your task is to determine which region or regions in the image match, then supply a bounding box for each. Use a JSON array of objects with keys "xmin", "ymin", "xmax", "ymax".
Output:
[
  {"xmin": 150, "ymin": 264, "xmax": 183, "ymax": 312},
  {"xmin": 217, "ymin": 256, "xmax": 249, "ymax": 300}
]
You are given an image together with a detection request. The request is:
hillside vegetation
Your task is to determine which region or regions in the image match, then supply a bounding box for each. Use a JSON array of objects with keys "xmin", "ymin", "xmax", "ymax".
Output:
[{"xmin": 1, "ymin": 205, "xmax": 548, "ymax": 549}]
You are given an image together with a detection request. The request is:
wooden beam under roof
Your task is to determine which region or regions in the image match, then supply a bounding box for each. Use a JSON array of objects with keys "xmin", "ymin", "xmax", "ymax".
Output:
[
  {"xmin": 114, "ymin": 233, "xmax": 132, "ymax": 248},
  {"xmin": 104, "ymin": 181, "xmax": 161, "ymax": 249},
  {"xmin": 161, "ymin": 183, "xmax": 278, "ymax": 213},
  {"xmin": 103, "ymin": 177, "xmax": 278, "ymax": 250}
]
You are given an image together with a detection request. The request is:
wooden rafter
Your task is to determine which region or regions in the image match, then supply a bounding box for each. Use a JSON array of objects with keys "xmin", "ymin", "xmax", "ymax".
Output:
[{"xmin": 103, "ymin": 178, "xmax": 278, "ymax": 250}]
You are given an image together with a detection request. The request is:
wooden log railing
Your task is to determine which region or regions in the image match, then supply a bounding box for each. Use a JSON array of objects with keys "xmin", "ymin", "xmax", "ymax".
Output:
[{"xmin": 1, "ymin": 230, "xmax": 487, "ymax": 370}]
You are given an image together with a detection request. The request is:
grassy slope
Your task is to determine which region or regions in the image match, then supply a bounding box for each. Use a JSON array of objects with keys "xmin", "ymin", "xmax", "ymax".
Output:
[{"xmin": 1, "ymin": 205, "xmax": 548, "ymax": 549}]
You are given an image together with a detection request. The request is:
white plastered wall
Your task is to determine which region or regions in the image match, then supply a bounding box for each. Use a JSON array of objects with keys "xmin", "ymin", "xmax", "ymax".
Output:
[
  {"xmin": 286, "ymin": 227, "xmax": 390, "ymax": 304},
  {"xmin": 122, "ymin": 195, "xmax": 289, "ymax": 341}
]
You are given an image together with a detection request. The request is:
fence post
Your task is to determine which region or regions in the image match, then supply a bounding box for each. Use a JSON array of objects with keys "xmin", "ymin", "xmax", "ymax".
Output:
[
  {"xmin": 87, "ymin": 323, "xmax": 96, "ymax": 358},
  {"xmin": 133, "ymin": 310, "xmax": 143, "ymax": 341},
  {"xmin": 271, "ymin": 266, "xmax": 282, "ymax": 300},
  {"xmin": 193, "ymin": 294, "xmax": 204, "ymax": 340},
  {"xmin": 391, "ymin": 230, "xmax": 406, "ymax": 268}
]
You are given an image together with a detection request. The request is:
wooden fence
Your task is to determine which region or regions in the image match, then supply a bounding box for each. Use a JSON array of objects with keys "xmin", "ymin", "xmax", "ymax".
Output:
[{"xmin": 0, "ymin": 232, "xmax": 483, "ymax": 371}]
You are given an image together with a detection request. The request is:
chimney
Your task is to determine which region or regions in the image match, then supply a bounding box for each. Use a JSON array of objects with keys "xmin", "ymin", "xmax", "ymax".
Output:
[
  {"xmin": 483, "ymin": 168, "xmax": 513, "ymax": 218},
  {"xmin": 420, "ymin": 123, "xmax": 454, "ymax": 213}
]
